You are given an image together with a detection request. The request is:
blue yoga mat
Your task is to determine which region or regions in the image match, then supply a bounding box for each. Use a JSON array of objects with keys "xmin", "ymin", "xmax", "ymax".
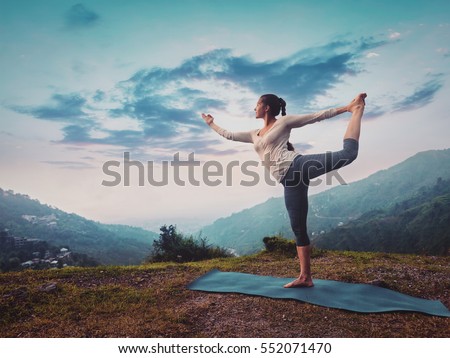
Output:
[{"xmin": 188, "ymin": 270, "xmax": 450, "ymax": 317}]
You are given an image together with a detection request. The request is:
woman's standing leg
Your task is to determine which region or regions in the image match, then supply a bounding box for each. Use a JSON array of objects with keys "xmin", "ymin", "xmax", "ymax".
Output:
[{"xmin": 283, "ymin": 176, "xmax": 314, "ymax": 287}]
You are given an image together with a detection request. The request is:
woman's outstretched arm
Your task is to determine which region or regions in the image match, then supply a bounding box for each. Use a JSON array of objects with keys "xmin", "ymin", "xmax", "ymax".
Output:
[
  {"xmin": 284, "ymin": 93, "xmax": 367, "ymax": 129},
  {"xmin": 284, "ymin": 105, "xmax": 349, "ymax": 129},
  {"xmin": 201, "ymin": 113, "xmax": 254, "ymax": 143}
]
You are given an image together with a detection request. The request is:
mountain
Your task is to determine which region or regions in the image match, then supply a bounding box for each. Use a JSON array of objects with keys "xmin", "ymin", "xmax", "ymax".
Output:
[
  {"xmin": 198, "ymin": 148, "xmax": 450, "ymax": 255},
  {"xmin": 314, "ymin": 177, "xmax": 450, "ymax": 255},
  {"xmin": 0, "ymin": 189, "xmax": 158, "ymax": 265}
]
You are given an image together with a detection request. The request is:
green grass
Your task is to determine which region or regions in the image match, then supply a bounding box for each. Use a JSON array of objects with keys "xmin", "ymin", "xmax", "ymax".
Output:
[{"xmin": 0, "ymin": 249, "xmax": 449, "ymax": 338}]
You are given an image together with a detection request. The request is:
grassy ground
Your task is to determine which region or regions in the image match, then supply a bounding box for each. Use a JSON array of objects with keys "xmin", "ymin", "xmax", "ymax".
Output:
[{"xmin": 0, "ymin": 249, "xmax": 449, "ymax": 338}]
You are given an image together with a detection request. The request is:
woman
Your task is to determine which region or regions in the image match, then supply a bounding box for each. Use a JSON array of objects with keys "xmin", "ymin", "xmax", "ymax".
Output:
[{"xmin": 202, "ymin": 92, "xmax": 366, "ymax": 288}]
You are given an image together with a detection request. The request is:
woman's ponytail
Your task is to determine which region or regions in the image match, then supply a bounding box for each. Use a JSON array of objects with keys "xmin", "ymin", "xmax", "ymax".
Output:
[
  {"xmin": 279, "ymin": 97, "xmax": 286, "ymax": 116},
  {"xmin": 278, "ymin": 97, "xmax": 294, "ymax": 151}
]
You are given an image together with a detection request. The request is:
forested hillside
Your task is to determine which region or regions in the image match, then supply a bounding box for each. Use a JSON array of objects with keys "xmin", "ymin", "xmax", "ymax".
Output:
[
  {"xmin": 0, "ymin": 189, "xmax": 158, "ymax": 265},
  {"xmin": 313, "ymin": 177, "xmax": 450, "ymax": 255}
]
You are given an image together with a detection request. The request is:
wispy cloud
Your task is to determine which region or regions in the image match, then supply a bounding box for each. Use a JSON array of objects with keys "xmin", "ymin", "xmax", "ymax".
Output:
[
  {"xmin": 13, "ymin": 93, "xmax": 91, "ymax": 123},
  {"xmin": 366, "ymin": 52, "xmax": 380, "ymax": 58},
  {"xmin": 436, "ymin": 47, "xmax": 450, "ymax": 58},
  {"xmin": 389, "ymin": 32, "xmax": 401, "ymax": 39},
  {"xmin": 344, "ymin": 74, "xmax": 445, "ymax": 121},
  {"xmin": 356, "ymin": 36, "xmax": 390, "ymax": 51},
  {"xmin": 394, "ymin": 75, "xmax": 444, "ymax": 112},
  {"xmin": 0, "ymin": 130, "xmax": 14, "ymax": 137},
  {"xmin": 41, "ymin": 160, "xmax": 94, "ymax": 170},
  {"xmin": 362, "ymin": 104, "xmax": 387, "ymax": 120},
  {"xmin": 60, "ymin": 124, "xmax": 95, "ymax": 143},
  {"xmin": 65, "ymin": 3, "xmax": 99, "ymax": 29}
]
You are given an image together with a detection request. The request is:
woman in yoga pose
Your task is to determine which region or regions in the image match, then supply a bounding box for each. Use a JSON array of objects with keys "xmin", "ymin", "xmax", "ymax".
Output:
[{"xmin": 202, "ymin": 92, "xmax": 366, "ymax": 288}]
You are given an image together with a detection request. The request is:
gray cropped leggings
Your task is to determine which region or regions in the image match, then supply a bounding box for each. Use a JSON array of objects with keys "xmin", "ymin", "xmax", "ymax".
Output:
[{"xmin": 280, "ymin": 138, "xmax": 359, "ymax": 246}]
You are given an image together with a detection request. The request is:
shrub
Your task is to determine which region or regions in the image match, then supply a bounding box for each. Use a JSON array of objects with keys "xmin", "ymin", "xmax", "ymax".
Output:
[
  {"xmin": 263, "ymin": 235, "xmax": 327, "ymax": 258},
  {"xmin": 148, "ymin": 225, "xmax": 233, "ymax": 263},
  {"xmin": 263, "ymin": 235, "xmax": 296, "ymax": 254}
]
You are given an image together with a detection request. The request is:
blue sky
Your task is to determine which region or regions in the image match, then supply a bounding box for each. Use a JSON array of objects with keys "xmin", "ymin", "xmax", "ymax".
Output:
[{"xmin": 1, "ymin": 0, "xmax": 449, "ymax": 232}]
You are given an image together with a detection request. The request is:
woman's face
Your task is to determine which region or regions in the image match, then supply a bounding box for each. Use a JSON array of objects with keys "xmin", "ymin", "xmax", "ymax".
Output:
[{"xmin": 254, "ymin": 98, "xmax": 266, "ymax": 119}]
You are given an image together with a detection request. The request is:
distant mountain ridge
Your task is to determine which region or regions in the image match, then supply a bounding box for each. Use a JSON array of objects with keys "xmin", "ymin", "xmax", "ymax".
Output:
[
  {"xmin": 198, "ymin": 148, "xmax": 450, "ymax": 255},
  {"xmin": 0, "ymin": 189, "xmax": 158, "ymax": 265}
]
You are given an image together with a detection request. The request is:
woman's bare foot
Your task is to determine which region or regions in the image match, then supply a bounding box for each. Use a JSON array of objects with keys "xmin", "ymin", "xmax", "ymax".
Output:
[
  {"xmin": 347, "ymin": 93, "xmax": 367, "ymax": 112},
  {"xmin": 284, "ymin": 276, "xmax": 314, "ymax": 288}
]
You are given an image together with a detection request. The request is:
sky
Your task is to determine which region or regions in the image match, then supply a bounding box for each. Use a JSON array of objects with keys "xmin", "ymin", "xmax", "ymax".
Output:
[{"xmin": 1, "ymin": 0, "xmax": 449, "ymax": 233}]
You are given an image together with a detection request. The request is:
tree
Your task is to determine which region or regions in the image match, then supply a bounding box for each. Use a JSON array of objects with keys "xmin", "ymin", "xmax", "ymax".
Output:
[{"xmin": 152, "ymin": 225, "xmax": 183, "ymax": 260}]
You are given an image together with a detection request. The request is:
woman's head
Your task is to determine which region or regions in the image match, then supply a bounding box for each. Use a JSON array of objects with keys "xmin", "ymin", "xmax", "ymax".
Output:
[
  {"xmin": 259, "ymin": 94, "xmax": 287, "ymax": 117},
  {"xmin": 257, "ymin": 94, "xmax": 294, "ymax": 151}
]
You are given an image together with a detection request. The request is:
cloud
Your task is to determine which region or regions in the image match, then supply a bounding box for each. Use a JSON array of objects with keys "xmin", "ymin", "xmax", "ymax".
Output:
[
  {"xmin": 59, "ymin": 124, "xmax": 146, "ymax": 148},
  {"xmin": 11, "ymin": 37, "xmax": 388, "ymax": 154},
  {"xmin": 12, "ymin": 93, "xmax": 92, "ymax": 123},
  {"xmin": 389, "ymin": 32, "xmax": 401, "ymax": 39},
  {"xmin": 394, "ymin": 75, "xmax": 444, "ymax": 112},
  {"xmin": 100, "ymin": 43, "xmax": 369, "ymax": 151},
  {"xmin": 366, "ymin": 52, "xmax": 380, "ymax": 58},
  {"xmin": 436, "ymin": 47, "xmax": 450, "ymax": 58},
  {"xmin": 356, "ymin": 37, "xmax": 390, "ymax": 51},
  {"xmin": 347, "ymin": 75, "xmax": 445, "ymax": 121},
  {"xmin": 0, "ymin": 130, "xmax": 14, "ymax": 137},
  {"xmin": 93, "ymin": 90, "xmax": 106, "ymax": 102},
  {"xmin": 201, "ymin": 47, "xmax": 353, "ymax": 104},
  {"xmin": 361, "ymin": 105, "xmax": 387, "ymax": 120},
  {"xmin": 41, "ymin": 160, "xmax": 94, "ymax": 170},
  {"xmin": 173, "ymin": 139, "xmax": 241, "ymax": 156},
  {"xmin": 65, "ymin": 3, "xmax": 99, "ymax": 29},
  {"xmin": 60, "ymin": 124, "xmax": 94, "ymax": 143}
]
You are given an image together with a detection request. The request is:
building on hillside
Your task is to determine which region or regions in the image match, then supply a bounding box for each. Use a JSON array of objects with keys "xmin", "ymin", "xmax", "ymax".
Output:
[{"xmin": 14, "ymin": 237, "xmax": 40, "ymax": 248}]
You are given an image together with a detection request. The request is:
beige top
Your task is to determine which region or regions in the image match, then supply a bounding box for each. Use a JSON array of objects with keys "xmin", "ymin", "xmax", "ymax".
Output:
[{"xmin": 212, "ymin": 108, "xmax": 338, "ymax": 182}]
